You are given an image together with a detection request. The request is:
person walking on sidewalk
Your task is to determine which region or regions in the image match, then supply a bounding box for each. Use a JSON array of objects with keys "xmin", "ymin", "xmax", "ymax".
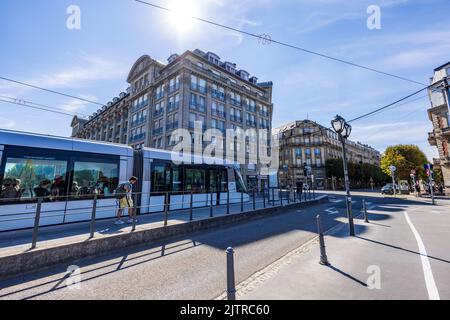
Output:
[{"xmin": 114, "ymin": 176, "xmax": 138, "ymax": 225}]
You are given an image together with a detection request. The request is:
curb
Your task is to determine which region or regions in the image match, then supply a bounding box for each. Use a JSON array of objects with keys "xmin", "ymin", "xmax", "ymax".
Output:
[{"xmin": 0, "ymin": 196, "xmax": 329, "ymax": 281}]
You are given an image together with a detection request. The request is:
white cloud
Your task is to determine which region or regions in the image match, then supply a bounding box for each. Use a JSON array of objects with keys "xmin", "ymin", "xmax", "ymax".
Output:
[
  {"xmin": 0, "ymin": 54, "xmax": 128, "ymax": 97},
  {"xmin": 60, "ymin": 95, "xmax": 98, "ymax": 114},
  {"xmin": 0, "ymin": 117, "xmax": 16, "ymax": 130}
]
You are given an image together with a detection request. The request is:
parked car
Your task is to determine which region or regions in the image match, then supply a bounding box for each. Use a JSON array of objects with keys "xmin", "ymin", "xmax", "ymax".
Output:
[{"xmin": 381, "ymin": 183, "xmax": 397, "ymax": 195}]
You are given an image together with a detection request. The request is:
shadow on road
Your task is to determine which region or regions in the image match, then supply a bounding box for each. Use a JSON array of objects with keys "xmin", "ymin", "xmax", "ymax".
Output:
[
  {"xmin": 356, "ymin": 236, "xmax": 450, "ymax": 265},
  {"xmin": 0, "ymin": 191, "xmax": 438, "ymax": 299}
]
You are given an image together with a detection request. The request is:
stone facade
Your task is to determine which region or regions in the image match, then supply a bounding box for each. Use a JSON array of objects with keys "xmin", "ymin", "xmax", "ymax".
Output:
[
  {"xmin": 427, "ymin": 62, "xmax": 450, "ymax": 195},
  {"xmin": 71, "ymin": 49, "xmax": 274, "ymax": 190},
  {"xmin": 273, "ymin": 120, "xmax": 381, "ymax": 189}
]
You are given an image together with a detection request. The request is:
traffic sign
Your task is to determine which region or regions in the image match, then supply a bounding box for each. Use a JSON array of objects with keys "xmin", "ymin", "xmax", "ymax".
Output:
[{"xmin": 389, "ymin": 165, "xmax": 396, "ymax": 173}]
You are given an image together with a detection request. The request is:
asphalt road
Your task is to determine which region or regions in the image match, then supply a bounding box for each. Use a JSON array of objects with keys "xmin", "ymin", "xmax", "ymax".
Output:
[{"xmin": 0, "ymin": 191, "xmax": 435, "ymax": 300}]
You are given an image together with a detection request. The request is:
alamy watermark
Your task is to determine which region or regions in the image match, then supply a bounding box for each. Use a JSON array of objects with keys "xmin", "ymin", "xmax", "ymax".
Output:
[
  {"xmin": 366, "ymin": 265, "xmax": 381, "ymax": 290},
  {"xmin": 367, "ymin": 5, "xmax": 381, "ymax": 30},
  {"xmin": 65, "ymin": 265, "xmax": 82, "ymax": 290},
  {"xmin": 66, "ymin": 5, "xmax": 81, "ymax": 30}
]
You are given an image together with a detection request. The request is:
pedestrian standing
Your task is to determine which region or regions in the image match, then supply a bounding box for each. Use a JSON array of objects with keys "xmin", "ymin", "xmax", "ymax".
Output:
[{"xmin": 114, "ymin": 176, "xmax": 138, "ymax": 225}]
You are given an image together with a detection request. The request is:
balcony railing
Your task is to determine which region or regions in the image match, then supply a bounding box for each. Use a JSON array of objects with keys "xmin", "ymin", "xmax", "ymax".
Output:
[
  {"xmin": 154, "ymin": 109, "xmax": 164, "ymax": 117},
  {"xmin": 212, "ymin": 110, "xmax": 226, "ymax": 118},
  {"xmin": 155, "ymin": 92, "xmax": 165, "ymax": 100},
  {"xmin": 168, "ymin": 84, "xmax": 180, "ymax": 93},
  {"xmin": 211, "ymin": 90, "xmax": 225, "ymax": 101},
  {"xmin": 166, "ymin": 121, "xmax": 179, "ymax": 132},
  {"xmin": 167, "ymin": 101, "xmax": 180, "ymax": 112},
  {"xmin": 191, "ymin": 84, "xmax": 207, "ymax": 94},
  {"xmin": 188, "ymin": 122, "xmax": 207, "ymax": 130},
  {"xmin": 246, "ymin": 120, "xmax": 257, "ymax": 127},
  {"xmin": 153, "ymin": 127, "xmax": 163, "ymax": 136},
  {"xmin": 130, "ymin": 133, "xmax": 146, "ymax": 142},
  {"xmin": 190, "ymin": 102, "xmax": 206, "ymax": 113},
  {"xmin": 131, "ymin": 100, "xmax": 149, "ymax": 113},
  {"xmin": 246, "ymin": 105, "xmax": 257, "ymax": 113},
  {"xmin": 230, "ymin": 115, "xmax": 242, "ymax": 123},
  {"xmin": 260, "ymin": 110, "xmax": 269, "ymax": 117},
  {"xmin": 229, "ymin": 98, "xmax": 242, "ymax": 107},
  {"xmin": 131, "ymin": 116, "xmax": 147, "ymax": 127},
  {"xmin": 442, "ymin": 127, "xmax": 450, "ymax": 136}
]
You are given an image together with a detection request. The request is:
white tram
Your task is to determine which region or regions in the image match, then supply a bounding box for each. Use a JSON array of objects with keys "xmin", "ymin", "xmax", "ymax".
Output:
[{"xmin": 0, "ymin": 129, "xmax": 248, "ymax": 231}]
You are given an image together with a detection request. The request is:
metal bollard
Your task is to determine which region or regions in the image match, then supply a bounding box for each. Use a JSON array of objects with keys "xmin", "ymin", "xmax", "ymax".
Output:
[
  {"xmin": 316, "ymin": 214, "xmax": 329, "ymax": 266},
  {"xmin": 31, "ymin": 198, "xmax": 43, "ymax": 249},
  {"xmin": 280, "ymin": 189, "xmax": 283, "ymax": 206},
  {"xmin": 89, "ymin": 195, "xmax": 97, "ymax": 238},
  {"xmin": 226, "ymin": 247, "xmax": 236, "ymax": 300},
  {"xmin": 241, "ymin": 191, "xmax": 244, "ymax": 212},
  {"xmin": 190, "ymin": 190, "xmax": 193, "ymax": 221},
  {"xmin": 210, "ymin": 191, "xmax": 213, "ymax": 218},
  {"xmin": 363, "ymin": 199, "xmax": 369, "ymax": 223},
  {"xmin": 252, "ymin": 188, "xmax": 256, "ymax": 210},
  {"xmin": 164, "ymin": 192, "xmax": 169, "ymax": 227},
  {"xmin": 272, "ymin": 188, "xmax": 275, "ymax": 206},
  {"xmin": 227, "ymin": 190, "xmax": 230, "ymax": 215}
]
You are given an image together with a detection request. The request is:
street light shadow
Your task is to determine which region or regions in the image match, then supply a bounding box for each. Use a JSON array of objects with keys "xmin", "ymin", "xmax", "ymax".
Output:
[
  {"xmin": 356, "ymin": 236, "xmax": 450, "ymax": 264},
  {"xmin": 326, "ymin": 264, "xmax": 367, "ymax": 287}
]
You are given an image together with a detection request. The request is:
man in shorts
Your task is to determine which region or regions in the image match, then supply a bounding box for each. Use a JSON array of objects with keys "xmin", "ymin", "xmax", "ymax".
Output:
[{"xmin": 115, "ymin": 176, "xmax": 138, "ymax": 225}]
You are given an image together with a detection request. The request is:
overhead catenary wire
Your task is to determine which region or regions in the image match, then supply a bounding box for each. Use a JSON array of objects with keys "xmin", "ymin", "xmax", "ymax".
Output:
[
  {"xmin": 0, "ymin": 95, "xmax": 89, "ymax": 118},
  {"xmin": 133, "ymin": 0, "xmax": 426, "ymax": 86},
  {"xmin": 0, "ymin": 97, "xmax": 86, "ymax": 118},
  {"xmin": 0, "ymin": 76, "xmax": 104, "ymax": 107},
  {"xmin": 347, "ymin": 86, "xmax": 429, "ymax": 123}
]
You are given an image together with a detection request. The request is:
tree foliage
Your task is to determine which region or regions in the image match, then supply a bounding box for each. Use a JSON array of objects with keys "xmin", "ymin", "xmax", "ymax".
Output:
[
  {"xmin": 380, "ymin": 145, "xmax": 428, "ymax": 180},
  {"xmin": 325, "ymin": 158, "xmax": 388, "ymax": 186}
]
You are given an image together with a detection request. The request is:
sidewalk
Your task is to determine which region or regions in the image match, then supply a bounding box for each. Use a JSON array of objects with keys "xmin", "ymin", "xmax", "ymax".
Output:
[{"xmin": 237, "ymin": 200, "xmax": 450, "ymax": 300}]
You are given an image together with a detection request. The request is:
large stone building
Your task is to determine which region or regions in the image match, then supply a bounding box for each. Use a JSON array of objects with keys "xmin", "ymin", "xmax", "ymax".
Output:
[
  {"xmin": 273, "ymin": 120, "xmax": 381, "ymax": 189},
  {"xmin": 71, "ymin": 49, "xmax": 274, "ymax": 189},
  {"xmin": 427, "ymin": 62, "xmax": 450, "ymax": 195}
]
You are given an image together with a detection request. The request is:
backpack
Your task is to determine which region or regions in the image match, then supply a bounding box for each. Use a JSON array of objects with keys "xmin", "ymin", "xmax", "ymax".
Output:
[{"xmin": 114, "ymin": 184, "xmax": 128, "ymax": 199}]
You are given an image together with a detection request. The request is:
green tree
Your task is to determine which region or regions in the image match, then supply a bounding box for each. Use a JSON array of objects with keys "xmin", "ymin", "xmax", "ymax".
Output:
[{"xmin": 380, "ymin": 145, "xmax": 428, "ymax": 180}]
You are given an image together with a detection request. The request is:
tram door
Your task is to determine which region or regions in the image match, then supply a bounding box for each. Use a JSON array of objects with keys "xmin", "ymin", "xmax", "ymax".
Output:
[{"xmin": 208, "ymin": 167, "xmax": 228, "ymax": 206}]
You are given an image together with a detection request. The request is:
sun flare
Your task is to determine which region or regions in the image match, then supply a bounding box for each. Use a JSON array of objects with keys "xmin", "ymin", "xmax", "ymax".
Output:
[{"xmin": 166, "ymin": 0, "xmax": 200, "ymax": 36}]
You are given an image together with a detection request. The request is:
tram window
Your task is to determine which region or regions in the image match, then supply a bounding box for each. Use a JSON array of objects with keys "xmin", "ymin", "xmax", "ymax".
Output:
[
  {"xmin": 185, "ymin": 168, "xmax": 206, "ymax": 192},
  {"xmin": 0, "ymin": 157, "xmax": 68, "ymax": 203},
  {"xmin": 151, "ymin": 164, "xmax": 166, "ymax": 193},
  {"xmin": 172, "ymin": 167, "xmax": 182, "ymax": 192},
  {"xmin": 72, "ymin": 162, "xmax": 118, "ymax": 198}
]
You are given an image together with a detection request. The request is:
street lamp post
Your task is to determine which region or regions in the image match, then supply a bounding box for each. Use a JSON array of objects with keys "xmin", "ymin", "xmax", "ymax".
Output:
[{"xmin": 331, "ymin": 115, "xmax": 355, "ymax": 236}]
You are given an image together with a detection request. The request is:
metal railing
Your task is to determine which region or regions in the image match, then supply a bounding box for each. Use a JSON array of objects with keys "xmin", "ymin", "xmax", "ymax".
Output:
[{"xmin": 0, "ymin": 186, "xmax": 318, "ymax": 250}]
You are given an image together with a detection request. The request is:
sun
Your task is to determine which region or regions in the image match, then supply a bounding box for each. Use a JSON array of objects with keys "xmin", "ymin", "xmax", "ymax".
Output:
[{"xmin": 166, "ymin": 0, "xmax": 200, "ymax": 36}]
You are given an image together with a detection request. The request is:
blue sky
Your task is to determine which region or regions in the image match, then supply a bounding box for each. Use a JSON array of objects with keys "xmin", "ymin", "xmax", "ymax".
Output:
[{"xmin": 1, "ymin": 0, "xmax": 449, "ymax": 160}]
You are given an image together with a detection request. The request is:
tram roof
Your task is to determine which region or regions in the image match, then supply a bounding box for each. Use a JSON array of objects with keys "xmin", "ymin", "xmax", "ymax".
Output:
[{"xmin": 0, "ymin": 129, "xmax": 133, "ymax": 157}]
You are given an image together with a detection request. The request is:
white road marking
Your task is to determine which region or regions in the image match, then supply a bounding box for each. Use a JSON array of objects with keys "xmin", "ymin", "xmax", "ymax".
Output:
[
  {"xmin": 329, "ymin": 199, "xmax": 344, "ymax": 203},
  {"xmin": 325, "ymin": 207, "xmax": 339, "ymax": 215},
  {"xmin": 404, "ymin": 211, "xmax": 440, "ymax": 300}
]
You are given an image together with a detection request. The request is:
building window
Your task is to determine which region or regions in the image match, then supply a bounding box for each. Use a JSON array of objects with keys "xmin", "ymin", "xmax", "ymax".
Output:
[
  {"xmin": 191, "ymin": 75, "xmax": 206, "ymax": 94},
  {"xmin": 169, "ymin": 75, "xmax": 180, "ymax": 92}
]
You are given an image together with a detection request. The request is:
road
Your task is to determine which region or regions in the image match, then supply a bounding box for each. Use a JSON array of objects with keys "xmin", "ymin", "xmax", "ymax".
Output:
[{"xmin": 0, "ymin": 191, "xmax": 447, "ymax": 300}]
